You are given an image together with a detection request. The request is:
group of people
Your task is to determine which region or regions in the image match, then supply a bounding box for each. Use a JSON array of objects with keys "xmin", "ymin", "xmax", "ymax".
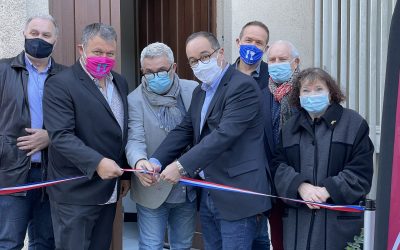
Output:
[{"xmin": 0, "ymin": 14, "xmax": 374, "ymax": 250}]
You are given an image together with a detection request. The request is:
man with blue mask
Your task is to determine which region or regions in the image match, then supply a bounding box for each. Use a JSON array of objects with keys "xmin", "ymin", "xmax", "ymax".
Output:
[
  {"xmin": 266, "ymin": 40, "xmax": 300, "ymax": 144},
  {"xmin": 126, "ymin": 42, "xmax": 198, "ymax": 249},
  {"xmin": 0, "ymin": 15, "xmax": 65, "ymax": 249},
  {"xmin": 235, "ymin": 21, "xmax": 269, "ymax": 76},
  {"xmin": 234, "ymin": 20, "xmax": 275, "ymax": 250},
  {"xmin": 147, "ymin": 31, "xmax": 271, "ymax": 250}
]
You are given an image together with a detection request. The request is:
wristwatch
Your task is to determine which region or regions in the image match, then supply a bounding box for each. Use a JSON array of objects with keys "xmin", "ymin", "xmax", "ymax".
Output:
[{"xmin": 176, "ymin": 160, "xmax": 188, "ymax": 176}]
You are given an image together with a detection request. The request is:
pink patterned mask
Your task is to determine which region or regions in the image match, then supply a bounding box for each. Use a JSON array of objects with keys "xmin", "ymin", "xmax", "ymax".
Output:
[{"xmin": 84, "ymin": 56, "xmax": 115, "ymax": 79}]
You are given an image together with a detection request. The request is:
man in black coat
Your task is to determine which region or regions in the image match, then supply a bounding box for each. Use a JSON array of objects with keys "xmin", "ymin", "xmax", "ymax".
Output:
[
  {"xmin": 43, "ymin": 23, "xmax": 130, "ymax": 250},
  {"xmin": 0, "ymin": 15, "xmax": 64, "ymax": 250}
]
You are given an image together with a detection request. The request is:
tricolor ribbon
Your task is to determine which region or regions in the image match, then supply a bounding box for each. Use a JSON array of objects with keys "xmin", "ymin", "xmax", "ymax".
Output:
[
  {"xmin": 0, "ymin": 169, "xmax": 364, "ymax": 213},
  {"xmin": 0, "ymin": 176, "xmax": 85, "ymax": 195},
  {"xmin": 179, "ymin": 176, "xmax": 364, "ymax": 213}
]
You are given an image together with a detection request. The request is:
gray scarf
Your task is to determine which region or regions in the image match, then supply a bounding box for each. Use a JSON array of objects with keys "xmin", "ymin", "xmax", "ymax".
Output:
[{"xmin": 141, "ymin": 74, "xmax": 184, "ymax": 132}]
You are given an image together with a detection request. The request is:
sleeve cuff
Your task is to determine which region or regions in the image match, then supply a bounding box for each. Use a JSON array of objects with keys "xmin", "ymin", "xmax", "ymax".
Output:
[
  {"xmin": 321, "ymin": 177, "xmax": 344, "ymax": 204},
  {"xmin": 287, "ymin": 174, "xmax": 309, "ymax": 199},
  {"xmin": 86, "ymin": 155, "xmax": 104, "ymax": 179}
]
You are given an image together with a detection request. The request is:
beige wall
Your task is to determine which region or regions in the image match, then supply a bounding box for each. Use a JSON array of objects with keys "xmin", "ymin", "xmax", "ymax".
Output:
[
  {"xmin": 216, "ymin": 0, "xmax": 315, "ymax": 69},
  {"xmin": 0, "ymin": 0, "xmax": 49, "ymax": 59}
]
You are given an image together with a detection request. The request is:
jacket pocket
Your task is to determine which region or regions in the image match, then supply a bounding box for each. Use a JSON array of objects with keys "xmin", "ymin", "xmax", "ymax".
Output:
[
  {"xmin": 337, "ymin": 215, "xmax": 362, "ymax": 220},
  {"xmin": 226, "ymin": 159, "xmax": 258, "ymax": 177},
  {"xmin": 0, "ymin": 139, "xmax": 21, "ymax": 170}
]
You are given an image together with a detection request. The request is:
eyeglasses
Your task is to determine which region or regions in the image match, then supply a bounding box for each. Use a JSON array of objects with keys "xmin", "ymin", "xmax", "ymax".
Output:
[
  {"xmin": 143, "ymin": 64, "xmax": 173, "ymax": 81},
  {"xmin": 188, "ymin": 48, "xmax": 220, "ymax": 68}
]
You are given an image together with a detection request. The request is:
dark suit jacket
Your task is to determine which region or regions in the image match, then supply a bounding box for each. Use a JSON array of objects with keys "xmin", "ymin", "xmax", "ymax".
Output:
[
  {"xmin": 43, "ymin": 61, "xmax": 129, "ymax": 205},
  {"xmin": 255, "ymin": 61, "xmax": 274, "ymax": 161},
  {"xmin": 152, "ymin": 65, "xmax": 271, "ymax": 221}
]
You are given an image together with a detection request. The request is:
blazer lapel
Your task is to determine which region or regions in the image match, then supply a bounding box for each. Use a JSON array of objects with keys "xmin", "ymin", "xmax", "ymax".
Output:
[
  {"xmin": 203, "ymin": 65, "xmax": 233, "ymax": 125},
  {"xmin": 180, "ymin": 83, "xmax": 193, "ymax": 111},
  {"xmin": 73, "ymin": 62, "xmax": 116, "ymax": 120},
  {"xmin": 193, "ymin": 88, "xmax": 205, "ymax": 143}
]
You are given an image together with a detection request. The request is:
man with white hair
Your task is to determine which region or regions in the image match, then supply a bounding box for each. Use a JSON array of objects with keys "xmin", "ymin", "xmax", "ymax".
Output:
[
  {"xmin": 266, "ymin": 40, "xmax": 301, "ymax": 250},
  {"xmin": 266, "ymin": 40, "xmax": 300, "ymax": 145},
  {"xmin": 126, "ymin": 42, "xmax": 198, "ymax": 249},
  {"xmin": 0, "ymin": 15, "xmax": 64, "ymax": 249}
]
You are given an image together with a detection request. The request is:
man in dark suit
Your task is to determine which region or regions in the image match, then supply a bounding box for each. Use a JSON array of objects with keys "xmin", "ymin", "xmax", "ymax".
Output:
[
  {"xmin": 234, "ymin": 21, "xmax": 275, "ymax": 250},
  {"xmin": 43, "ymin": 23, "xmax": 130, "ymax": 250},
  {"xmin": 143, "ymin": 31, "xmax": 271, "ymax": 249}
]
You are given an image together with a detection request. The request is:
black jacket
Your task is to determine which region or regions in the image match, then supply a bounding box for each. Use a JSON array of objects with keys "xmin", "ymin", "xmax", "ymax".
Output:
[
  {"xmin": 43, "ymin": 61, "xmax": 129, "ymax": 205},
  {"xmin": 273, "ymin": 103, "xmax": 374, "ymax": 250},
  {"xmin": 0, "ymin": 51, "xmax": 64, "ymax": 189}
]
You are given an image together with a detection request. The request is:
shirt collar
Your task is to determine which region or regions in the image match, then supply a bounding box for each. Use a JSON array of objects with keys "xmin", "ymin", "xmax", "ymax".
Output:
[
  {"xmin": 201, "ymin": 64, "xmax": 230, "ymax": 92},
  {"xmin": 79, "ymin": 57, "xmax": 114, "ymax": 83},
  {"xmin": 24, "ymin": 54, "xmax": 52, "ymax": 73},
  {"xmin": 234, "ymin": 57, "xmax": 261, "ymax": 78}
]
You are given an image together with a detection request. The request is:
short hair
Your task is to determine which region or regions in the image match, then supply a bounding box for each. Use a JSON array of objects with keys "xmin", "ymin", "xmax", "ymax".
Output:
[
  {"xmin": 266, "ymin": 40, "xmax": 300, "ymax": 61},
  {"xmin": 140, "ymin": 42, "xmax": 174, "ymax": 67},
  {"xmin": 239, "ymin": 21, "xmax": 270, "ymax": 44},
  {"xmin": 289, "ymin": 67, "xmax": 345, "ymax": 108},
  {"xmin": 81, "ymin": 23, "xmax": 117, "ymax": 48},
  {"xmin": 25, "ymin": 14, "xmax": 59, "ymax": 36},
  {"xmin": 185, "ymin": 31, "xmax": 220, "ymax": 50}
]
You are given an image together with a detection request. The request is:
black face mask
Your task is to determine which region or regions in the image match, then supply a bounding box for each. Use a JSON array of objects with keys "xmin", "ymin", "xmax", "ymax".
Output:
[{"xmin": 24, "ymin": 38, "xmax": 54, "ymax": 58}]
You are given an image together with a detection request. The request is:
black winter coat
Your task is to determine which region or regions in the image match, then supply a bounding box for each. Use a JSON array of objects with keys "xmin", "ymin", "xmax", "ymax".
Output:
[{"xmin": 273, "ymin": 103, "xmax": 374, "ymax": 250}]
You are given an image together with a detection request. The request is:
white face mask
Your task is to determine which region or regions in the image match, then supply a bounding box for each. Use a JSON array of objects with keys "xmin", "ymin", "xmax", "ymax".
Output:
[{"xmin": 192, "ymin": 57, "xmax": 222, "ymax": 85}]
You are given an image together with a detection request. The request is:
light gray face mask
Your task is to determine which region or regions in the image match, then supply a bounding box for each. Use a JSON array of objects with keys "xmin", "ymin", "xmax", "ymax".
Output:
[{"xmin": 192, "ymin": 57, "xmax": 222, "ymax": 85}]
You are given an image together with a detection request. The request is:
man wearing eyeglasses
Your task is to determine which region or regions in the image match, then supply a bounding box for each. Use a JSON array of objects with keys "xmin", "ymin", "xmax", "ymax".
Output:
[
  {"xmin": 147, "ymin": 31, "xmax": 272, "ymax": 249},
  {"xmin": 125, "ymin": 42, "xmax": 198, "ymax": 249}
]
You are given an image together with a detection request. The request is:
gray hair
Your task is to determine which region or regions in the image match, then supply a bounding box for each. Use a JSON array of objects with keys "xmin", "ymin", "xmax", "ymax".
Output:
[
  {"xmin": 266, "ymin": 40, "xmax": 300, "ymax": 61},
  {"xmin": 81, "ymin": 23, "xmax": 117, "ymax": 48},
  {"xmin": 140, "ymin": 42, "xmax": 174, "ymax": 67},
  {"xmin": 25, "ymin": 14, "xmax": 59, "ymax": 36}
]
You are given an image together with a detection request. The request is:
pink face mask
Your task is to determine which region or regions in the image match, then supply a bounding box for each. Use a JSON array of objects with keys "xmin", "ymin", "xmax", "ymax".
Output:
[{"xmin": 84, "ymin": 55, "xmax": 115, "ymax": 79}]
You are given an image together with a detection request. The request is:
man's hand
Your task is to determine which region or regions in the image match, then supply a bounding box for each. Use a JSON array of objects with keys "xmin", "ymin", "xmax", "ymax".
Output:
[
  {"xmin": 17, "ymin": 128, "xmax": 49, "ymax": 156},
  {"xmin": 160, "ymin": 162, "xmax": 181, "ymax": 184},
  {"xmin": 96, "ymin": 158, "xmax": 123, "ymax": 180},
  {"xmin": 120, "ymin": 180, "xmax": 130, "ymax": 197},
  {"xmin": 298, "ymin": 182, "xmax": 327, "ymax": 209},
  {"xmin": 134, "ymin": 159, "xmax": 160, "ymax": 187}
]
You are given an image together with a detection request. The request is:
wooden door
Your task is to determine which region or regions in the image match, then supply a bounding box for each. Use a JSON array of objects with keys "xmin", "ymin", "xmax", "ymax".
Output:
[
  {"xmin": 49, "ymin": 0, "xmax": 121, "ymax": 72},
  {"xmin": 137, "ymin": 0, "xmax": 216, "ymax": 82},
  {"xmin": 50, "ymin": 0, "xmax": 215, "ymax": 88}
]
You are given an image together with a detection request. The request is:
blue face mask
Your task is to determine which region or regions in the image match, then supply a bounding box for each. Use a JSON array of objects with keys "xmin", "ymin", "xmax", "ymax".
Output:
[
  {"xmin": 148, "ymin": 74, "xmax": 172, "ymax": 94},
  {"xmin": 268, "ymin": 62, "xmax": 293, "ymax": 84},
  {"xmin": 239, "ymin": 44, "xmax": 264, "ymax": 65},
  {"xmin": 300, "ymin": 93, "xmax": 330, "ymax": 115}
]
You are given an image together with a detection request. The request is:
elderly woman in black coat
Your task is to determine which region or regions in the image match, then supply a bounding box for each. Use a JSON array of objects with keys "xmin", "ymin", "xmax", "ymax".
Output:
[{"xmin": 273, "ymin": 67, "xmax": 374, "ymax": 250}]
